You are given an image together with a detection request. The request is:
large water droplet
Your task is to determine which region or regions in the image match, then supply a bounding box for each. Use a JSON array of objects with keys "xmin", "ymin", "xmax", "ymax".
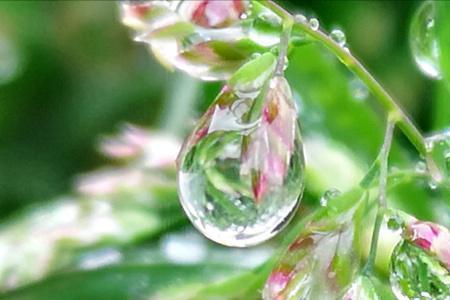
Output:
[
  {"xmin": 330, "ymin": 29, "xmax": 346, "ymax": 47},
  {"xmin": 390, "ymin": 240, "xmax": 450, "ymax": 300},
  {"xmin": 177, "ymin": 77, "xmax": 305, "ymax": 247},
  {"xmin": 410, "ymin": 0, "xmax": 442, "ymax": 79}
]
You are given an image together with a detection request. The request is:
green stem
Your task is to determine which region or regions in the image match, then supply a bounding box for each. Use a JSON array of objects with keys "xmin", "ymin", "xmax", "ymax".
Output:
[
  {"xmin": 263, "ymin": 0, "xmax": 427, "ymax": 157},
  {"xmin": 275, "ymin": 17, "xmax": 293, "ymax": 76},
  {"xmin": 362, "ymin": 119, "xmax": 396, "ymax": 275}
]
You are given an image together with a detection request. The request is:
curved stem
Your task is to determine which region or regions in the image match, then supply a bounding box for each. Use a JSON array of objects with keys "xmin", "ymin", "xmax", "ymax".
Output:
[
  {"xmin": 362, "ymin": 118, "xmax": 396, "ymax": 275},
  {"xmin": 263, "ymin": 0, "xmax": 427, "ymax": 157}
]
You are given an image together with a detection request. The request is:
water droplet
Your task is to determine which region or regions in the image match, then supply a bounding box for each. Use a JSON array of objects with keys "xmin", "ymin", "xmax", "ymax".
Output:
[
  {"xmin": 319, "ymin": 188, "xmax": 341, "ymax": 207},
  {"xmin": 415, "ymin": 160, "xmax": 427, "ymax": 173},
  {"xmin": 177, "ymin": 77, "xmax": 305, "ymax": 247},
  {"xmin": 349, "ymin": 78, "xmax": 369, "ymax": 101},
  {"xmin": 424, "ymin": 129, "xmax": 450, "ymax": 186},
  {"xmin": 390, "ymin": 240, "xmax": 450, "ymax": 299},
  {"xmin": 251, "ymin": 52, "xmax": 262, "ymax": 60},
  {"xmin": 387, "ymin": 215, "xmax": 403, "ymax": 232},
  {"xmin": 410, "ymin": 1, "xmax": 442, "ymax": 79},
  {"xmin": 428, "ymin": 179, "xmax": 438, "ymax": 190},
  {"xmin": 294, "ymin": 14, "xmax": 307, "ymax": 24},
  {"xmin": 308, "ymin": 18, "xmax": 319, "ymax": 31},
  {"xmin": 330, "ymin": 29, "xmax": 346, "ymax": 47},
  {"xmin": 240, "ymin": 13, "xmax": 248, "ymax": 20}
]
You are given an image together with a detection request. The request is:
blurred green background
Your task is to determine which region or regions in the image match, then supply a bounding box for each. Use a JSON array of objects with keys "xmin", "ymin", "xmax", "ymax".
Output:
[{"xmin": 1, "ymin": 0, "xmax": 433, "ymax": 218}]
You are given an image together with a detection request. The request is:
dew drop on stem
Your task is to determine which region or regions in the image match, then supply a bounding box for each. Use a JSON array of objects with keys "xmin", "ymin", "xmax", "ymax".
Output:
[
  {"xmin": 294, "ymin": 14, "xmax": 307, "ymax": 24},
  {"xmin": 308, "ymin": 18, "xmax": 319, "ymax": 31},
  {"xmin": 330, "ymin": 28, "xmax": 346, "ymax": 47},
  {"xmin": 319, "ymin": 188, "xmax": 341, "ymax": 207}
]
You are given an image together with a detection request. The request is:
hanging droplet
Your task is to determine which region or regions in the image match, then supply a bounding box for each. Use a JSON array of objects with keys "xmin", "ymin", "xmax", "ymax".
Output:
[
  {"xmin": 410, "ymin": 0, "xmax": 442, "ymax": 79},
  {"xmin": 177, "ymin": 59, "xmax": 305, "ymax": 247},
  {"xmin": 390, "ymin": 222, "xmax": 450, "ymax": 300},
  {"xmin": 349, "ymin": 77, "xmax": 369, "ymax": 101},
  {"xmin": 308, "ymin": 18, "xmax": 320, "ymax": 31},
  {"xmin": 319, "ymin": 188, "xmax": 341, "ymax": 207},
  {"xmin": 330, "ymin": 29, "xmax": 346, "ymax": 47},
  {"xmin": 424, "ymin": 129, "xmax": 450, "ymax": 187}
]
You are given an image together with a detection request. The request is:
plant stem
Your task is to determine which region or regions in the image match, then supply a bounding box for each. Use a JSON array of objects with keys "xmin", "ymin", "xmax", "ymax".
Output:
[
  {"xmin": 362, "ymin": 119, "xmax": 396, "ymax": 275},
  {"xmin": 275, "ymin": 17, "xmax": 293, "ymax": 76},
  {"xmin": 263, "ymin": 0, "xmax": 427, "ymax": 157}
]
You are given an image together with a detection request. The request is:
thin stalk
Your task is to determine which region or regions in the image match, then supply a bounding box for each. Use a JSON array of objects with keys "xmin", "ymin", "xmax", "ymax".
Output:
[
  {"xmin": 362, "ymin": 119, "xmax": 396, "ymax": 275},
  {"xmin": 275, "ymin": 18, "xmax": 293, "ymax": 76},
  {"xmin": 263, "ymin": 0, "xmax": 427, "ymax": 157}
]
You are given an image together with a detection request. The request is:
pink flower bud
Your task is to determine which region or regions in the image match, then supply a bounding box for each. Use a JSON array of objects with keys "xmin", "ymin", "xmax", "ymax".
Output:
[
  {"xmin": 407, "ymin": 220, "xmax": 450, "ymax": 269},
  {"xmin": 181, "ymin": 0, "xmax": 247, "ymax": 28},
  {"xmin": 265, "ymin": 270, "xmax": 292, "ymax": 300}
]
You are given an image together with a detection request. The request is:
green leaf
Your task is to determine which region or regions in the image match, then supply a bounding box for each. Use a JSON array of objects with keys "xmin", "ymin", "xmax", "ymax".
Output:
[
  {"xmin": 228, "ymin": 52, "xmax": 276, "ymax": 89},
  {"xmin": 262, "ymin": 189, "xmax": 367, "ymax": 299},
  {"xmin": 0, "ymin": 263, "xmax": 240, "ymax": 300}
]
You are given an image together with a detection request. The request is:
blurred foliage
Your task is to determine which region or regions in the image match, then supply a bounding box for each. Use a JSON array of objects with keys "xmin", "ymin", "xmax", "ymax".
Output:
[
  {"xmin": 0, "ymin": 1, "xmax": 449, "ymax": 299},
  {"xmin": 0, "ymin": 0, "xmax": 430, "ymax": 218}
]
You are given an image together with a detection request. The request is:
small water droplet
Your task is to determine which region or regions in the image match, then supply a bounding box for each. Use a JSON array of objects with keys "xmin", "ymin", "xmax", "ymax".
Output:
[
  {"xmin": 308, "ymin": 18, "xmax": 319, "ymax": 31},
  {"xmin": 240, "ymin": 13, "xmax": 248, "ymax": 20},
  {"xmin": 319, "ymin": 188, "xmax": 341, "ymax": 207},
  {"xmin": 330, "ymin": 29, "xmax": 346, "ymax": 47},
  {"xmin": 415, "ymin": 160, "xmax": 427, "ymax": 173},
  {"xmin": 424, "ymin": 129, "xmax": 450, "ymax": 185},
  {"xmin": 410, "ymin": 1, "xmax": 442, "ymax": 79},
  {"xmin": 349, "ymin": 78, "xmax": 369, "ymax": 101},
  {"xmin": 294, "ymin": 14, "xmax": 307, "ymax": 24},
  {"xmin": 387, "ymin": 215, "xmax": 403, "ymax": 232},
  {"xmin": 428, "ymin": 179, "xmax": 438, "ymax": 190},
  {"xmin": 206, "ymin": 202, "xmax": 214, "ymax": 212},
  {"xmin": 251, "ymin": 52, "xmax": 262, "ymax": 60}
]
